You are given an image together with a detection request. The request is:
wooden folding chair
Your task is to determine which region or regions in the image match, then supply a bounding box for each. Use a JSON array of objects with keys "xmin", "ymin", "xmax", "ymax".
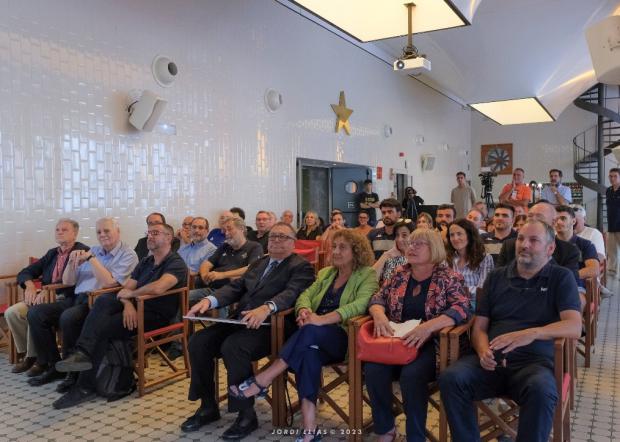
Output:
[
  {"xmin": 294, "ymin": 240, "xmax": 323, "ymax": 273},
  {"xmin": 577, "ymin": 278, "xmax": 598, "ymax": 368}
]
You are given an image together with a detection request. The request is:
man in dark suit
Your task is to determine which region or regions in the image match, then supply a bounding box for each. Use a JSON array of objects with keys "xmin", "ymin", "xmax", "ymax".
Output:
[{"xmin": 181, "ymin": 222, "xmax": 315, "ymax": 440}]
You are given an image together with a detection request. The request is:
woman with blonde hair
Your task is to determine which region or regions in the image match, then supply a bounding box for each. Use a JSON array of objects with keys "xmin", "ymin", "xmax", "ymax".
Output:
[{"xmin": 297, "ymin": 210, "xmax": 323, "ymax": 240}]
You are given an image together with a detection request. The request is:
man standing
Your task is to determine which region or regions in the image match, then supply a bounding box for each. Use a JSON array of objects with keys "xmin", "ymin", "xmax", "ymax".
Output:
[
  {"xmin": 499, "ymin": 168, "xmax": 532, "ymax": 212},
  {"xmin": 247, "ymin": 211, "xmax": 272, "ymax": 253},
  {"xmin": 53, "ymin": 222, "xmax": 188, "ymax": 409},
  {"xmin": 606, "ymin": 168, "xmax": 620, "ymax": 275},
  {"xmin": 178, "ymin": 217, "xmax": 218, "ymax": 274},
  {"xmin": 439, "ymin": 220, "xmax": 582, "ymax": 442},
  {"xmin": 358, "ymin": 179, "xmax": 380, "ymax": 226},
  {"xmin": 541, "ymin": 169, "xmax": 572, "ymax": 205},
  {"xmin": 451, "ymin": 172, "xmax": 477, "ymax": 218},
  {"xmin": 180, "ymin": 222, "xmax": 314, "ymax": 440},
  {"xmin": 134, "ymin": 212, "xmax": 180, "ymax": 260},
  {"xmin": 367, "ymin": 199, "xmax": 402, "ymax": 260},
  {"xmin": 5, "ymin": 219, "xmax": 89, "ymax": 376},
  {"xmin": 482, "ymin": 204, "xmax": 517, "ymax": 263}
]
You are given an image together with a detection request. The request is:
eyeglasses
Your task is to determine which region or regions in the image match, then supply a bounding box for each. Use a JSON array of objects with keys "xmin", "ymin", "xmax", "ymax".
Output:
[
  {"xmin": 182, "ymin": 222, "xmax": 193, "ymax": 227},
  {"xmin": 268, "ymin": 234, "xmax": 295, "ymax": 242},
  {"xmin": 191, "ymin": 225, "xmax": 207, "ymax": 230},
  {"xmin": 407, "ymin": 240, "xmax": 430, "ymax": 249},
  {"xmin": 146, "ymin": 230, "xmax": 170, "ymax": 237}
]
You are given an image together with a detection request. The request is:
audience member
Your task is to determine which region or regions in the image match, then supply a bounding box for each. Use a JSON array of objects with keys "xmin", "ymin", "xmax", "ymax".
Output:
[
  {"xmin": 446, "ymin": 219, "xmax": 494, "ymax": 308},
  {"xmin": 513, "ymin": 214, "xmax": 527, "ymax": 231},
  {"xmin": 474, "ymin": 201, "xmax": 489, "ymax": 221},
  {"xmin": 177, "ymin": 216, "xmax": 194, "ymax": 247},
  {"xmin": 134, "ymin": 213, "xmax": 180, "ymax": 260},
  {"xmin": 52, "ymin": 222, "xmax": 187, "ymax": 409},
  {"xmin": 180, "ymin": 222, "xmax": 314, "ymax": 439},
  {"xmin": 415, "ymin": 212, "xmax": 434, "ymax": 230},
  {"xmin": 230, "ymin": 206, "xmax": 254, "ymax": 236},
  {"xmin": 498, "ymin": 168, "xmax": 532, "ymax": 212},
  {"xmin": 368, "ymin": 198, "xmax": 402, "ymax": 260},
  {"xmin": 606, "ymin": 168, "xmax": 620, "ymax": 275},
  {"xmin": 541, "ymin": 169, "xmax": 572, "ymax": 205},
  {"xmin": 190, "ymin": 217, "xmax": 263, "ymax": 305},
  {"xmin": 297, "ymin": 210, "xmax": 323, "ymax": 240},
  {"xmin": 466, "ymin": 208, "xmax": 486, "ymax": 235},
  {"xmin": 353, "ymin": 211, "xmax": 373, "ymax": 236},
  {"xmin": 435, "ymin": 204, "xmax": 456, "ymax": 244},
  {"xmin": 247, "ymin": 211, "xmax": 272, "ymax": 253},
  {"xmin": 451, "ymin": 172, "xmax": 477, "ymax": 218},
  {"xmin": 402, "ymin": 187, "xmax": 424, "ymax": 221},
  {"xmin": 373, "ymin": 221, "xmax": 414, "ymax": 284},
  {"xmin": 358, "ymin": 179, "xmax": 380, "ymax": 226},
  {"xmin": 6, "ymin": 219, "xmax": 89, "ymax": 376},
  {"xmin": 228, "ymin": 230, "xmax": 377, "ymax": 441},
  {"xmin": 366, "ymin": 228, "xmax": 471, "ymax": 441},
  {"xmin": 280, "ymin": 210, "xmax": 294, "ymax": 226},
  {"xmin": 439, "ymin": 220, "xmax": 581, "ymax": 442},
  {"xmin": 208, "ymin": 211, "xmax": 233, "ymax": 247},
  {"xmin": 482, "ymin": 203, "xmax": 517, "ymax": 263},
  {"xmin": 513, "ymin": 205, "xmax": 526, "ymax": 217},
  {"xmin": 178, "ymin": 217, "xmax": 217, "ymax": 274}
]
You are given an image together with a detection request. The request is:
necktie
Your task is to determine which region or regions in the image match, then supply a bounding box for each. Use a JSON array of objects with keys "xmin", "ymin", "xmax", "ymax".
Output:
[{"xmin": 261, "ymin": 260, "xmax": 278, "ymax": 281}]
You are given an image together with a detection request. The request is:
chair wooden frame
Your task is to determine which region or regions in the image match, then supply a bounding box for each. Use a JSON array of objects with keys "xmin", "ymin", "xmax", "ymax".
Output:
[
  {"xmin": 577, "ymin": 278, "xmax": 598, "ymax": 368},
  {"xmin": 88, "ymin": 285, "xmax": 190, "ymax": 397},
  {"xmin": 1, "ymin": 275, "xmax": 19, "ymax": 363}
]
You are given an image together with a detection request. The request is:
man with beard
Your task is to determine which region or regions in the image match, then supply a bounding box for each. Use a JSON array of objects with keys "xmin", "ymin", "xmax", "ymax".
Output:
[
  {"xmin": 367, "ymin": 198, "xmax": 403, "ymax": 260},
  {"xmin": 498, "ymin": 168, "xmax": 532, "ymax": 212},
  {"xmin": 439, "ymin": 220, "xmax": 581, "ymax": 442},
  {"xmin": 482, "ymin": 203, "xmax": 517, "ymax": 263},
  {"xmin": 466, "ymin": 209, "xmax": 487, "ymax": 235},
  {"xmin": 541, "ymin": 169, "xmax": 572, "ymax": 206},
  {"xmin": 435, "ymin": 204, "xmax": 456, "ymax": 244}
]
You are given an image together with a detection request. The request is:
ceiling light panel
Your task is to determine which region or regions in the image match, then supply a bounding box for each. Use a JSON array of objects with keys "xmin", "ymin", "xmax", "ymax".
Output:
[
  {"xmin": 470, "ymin": 98, "xmax": 555, "ymax": 125},
  {"xmin": 292, "ymin": 0, "xmax": 468, "ymax": 42}
]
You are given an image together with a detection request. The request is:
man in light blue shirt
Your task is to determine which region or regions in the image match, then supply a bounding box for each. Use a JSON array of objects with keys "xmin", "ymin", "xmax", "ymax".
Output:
[
  {"xmin": 541, "ymin": 169, "xmax": 572, "ymax": 205},
  {"xmin": 178, "ymin": 217, "xmax": 218, "ymax": 273},
  {"xmin": 29, "ymin": 217, "xmax": 138, "ymax": 392}
]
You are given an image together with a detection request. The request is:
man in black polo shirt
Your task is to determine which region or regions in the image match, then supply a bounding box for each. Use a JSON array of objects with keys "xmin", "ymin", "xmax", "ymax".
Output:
[
  {"xmin": 367, "ymin": 198, "xmax": 402, "ymax": 260},
  {"xmin": 482, "ymin": 203, "xmax": 517, "ymax": 264},
  {"xmin": 52, "ymin": 222, "xmax": 187, "ymax": 409},
  {"xmin": 439, "ymin": 220, "xmax": 582, "ymax": 442},
  {"xmin": 606, "ymin": 168, "xmax": 620, "ymax": 275}
]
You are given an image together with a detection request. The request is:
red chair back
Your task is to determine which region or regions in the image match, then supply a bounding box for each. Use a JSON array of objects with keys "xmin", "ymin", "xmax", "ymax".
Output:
[{"xmin": 294, "ymin": 240, "xmax": 321, "ymax": 264}]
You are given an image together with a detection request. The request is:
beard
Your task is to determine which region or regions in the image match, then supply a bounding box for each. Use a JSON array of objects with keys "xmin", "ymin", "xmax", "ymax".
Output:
[{"xmin": 383, "ymin": 217, "xmax": 395, "ymax": 226}]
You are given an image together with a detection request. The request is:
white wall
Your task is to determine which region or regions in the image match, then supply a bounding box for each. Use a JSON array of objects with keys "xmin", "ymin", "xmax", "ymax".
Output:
[
  {"xmin": 470, "ymin": 104, "xmax": 597, "ymax": 221},
  {"xmin": 0, "ymin": 0, "xmax": 471, "ymax": 273}
]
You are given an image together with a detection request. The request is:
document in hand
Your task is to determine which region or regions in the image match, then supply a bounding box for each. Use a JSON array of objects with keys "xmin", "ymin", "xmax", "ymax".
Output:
[
  {"xmin": 182, "ymin": 315, "xmax": 270, "ymax": 326},
  {"xmin": 388, "ymin": 319, "xmax": 421, "ymax": 338}
]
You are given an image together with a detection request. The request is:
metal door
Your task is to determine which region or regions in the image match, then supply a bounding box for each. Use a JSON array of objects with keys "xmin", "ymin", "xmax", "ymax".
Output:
[{"xmin": 331, "ymin": 167, "xmax": 372, "ymax": 227}]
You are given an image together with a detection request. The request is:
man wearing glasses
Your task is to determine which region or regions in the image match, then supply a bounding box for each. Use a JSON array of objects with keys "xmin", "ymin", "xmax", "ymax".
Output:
[
  {"xmin": 52, "ymin": 222, "xmax": 187, "ymax": 409},
  {"xmin": 178, "ymin": 217, "xmax": 218, "ymax": 274},
  {"xmin": 180, "ymin": 222, "xmax": 315, "ymax": 440}
]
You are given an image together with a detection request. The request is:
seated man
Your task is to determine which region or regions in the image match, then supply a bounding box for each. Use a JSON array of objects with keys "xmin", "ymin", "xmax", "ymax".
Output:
[
  {"xmin": 177, "ymin": 216, "xmax": 195, "ymax": 247},
  {"xmin": 280, "ymin": 209, "xmax": 294, "ymax": 226},
  {"xmin": 247, "ymin": 210, "xmax": 272, "ymax": 253},
  {"xmin": 189, "ymin": 217, "xmax": 264, "ymax": 305},
  {"xmin": 134, "ymin": 212, "xmax": 180, "ymax": 260},
  {"xmin": 368, "ymin": 198, "xmax": 402, "ymax": 260},
  {"xmin": 482, "ymin": 203, "xmax": 517, "ymax": 263},
  {"xmin": 434, "ymin": 203, "xmax": 456, "ymax": 243},
  {"xmin": 439, "ymin": 220, "xmax": 582, "ymax": 442},
  {"xmin": 178, "ymin": 217, "xmax": 217, "ymax": 274},
  {"xmin": 52, "ymin": 222, "xmax": 187, "ymax": 409},
  {"xmin": 6, "ymin": 219, "xmax": 88, "ymax": 376},
  {"xmin": 466, "ymin": 208, "xmax": 487, "ymax": 235},
  {"xmin": 180, "ymin": 222, "xmax": 315, "ymax": 440},
  {"xmin": 208, "ymin": 210, "xmax": 234, "ymax": 247}
]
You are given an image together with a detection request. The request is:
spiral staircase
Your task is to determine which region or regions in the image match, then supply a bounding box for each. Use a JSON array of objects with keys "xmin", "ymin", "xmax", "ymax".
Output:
[{"xmin": 573, "ymin": 84, "xmax": 620, "ymax": 230}]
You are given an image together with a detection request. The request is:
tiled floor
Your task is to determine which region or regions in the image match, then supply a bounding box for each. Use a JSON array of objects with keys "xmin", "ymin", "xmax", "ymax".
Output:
[{"xmin": 0, "ymin": 277, "xmax": 618, "ymax": 441}]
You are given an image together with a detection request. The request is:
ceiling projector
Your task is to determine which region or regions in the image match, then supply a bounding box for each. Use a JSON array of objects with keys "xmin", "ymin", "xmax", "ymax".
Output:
[{"xmin": 393, "ymin": 57, "xmax": 431, "ymax": 73}]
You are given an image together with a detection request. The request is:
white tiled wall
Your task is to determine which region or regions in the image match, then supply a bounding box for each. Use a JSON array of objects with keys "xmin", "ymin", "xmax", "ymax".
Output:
[{"xmin": 0, "ymin": 0, "xmax": 471, "ymax": 273}]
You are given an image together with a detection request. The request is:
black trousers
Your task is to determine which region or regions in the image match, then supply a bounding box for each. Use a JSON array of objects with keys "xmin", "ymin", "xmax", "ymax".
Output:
[
  {"xmin": 188, "ymin": 323, "xmax": 271, "ymax": 412},
  {"xmin": 27, "ymin": 294, "xmax": 90, "ymax": 366},
  {"xmin": 75, "ymin": 293, "xmax": 164, "ymax": 390}
]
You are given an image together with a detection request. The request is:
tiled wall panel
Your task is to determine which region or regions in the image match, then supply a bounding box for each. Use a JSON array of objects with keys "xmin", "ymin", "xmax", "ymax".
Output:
[{"xmin": 0, "ymin": 0, "xmax": 471, "ymax": 273}]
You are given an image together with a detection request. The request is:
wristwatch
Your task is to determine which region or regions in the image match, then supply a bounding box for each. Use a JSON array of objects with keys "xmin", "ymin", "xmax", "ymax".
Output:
[
  {"xmin": 85, "ymin": 254, "xmax": 94, "ymax": 262},
  {"xmin": 265, "ymin": 301, "xmax": 277, "ymax": 314}
]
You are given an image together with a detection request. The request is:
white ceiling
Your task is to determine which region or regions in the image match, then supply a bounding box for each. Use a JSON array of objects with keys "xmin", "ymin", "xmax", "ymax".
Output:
[{"xmin": 284, "ymin": 0, "xmax": 620, "ymax": 119}]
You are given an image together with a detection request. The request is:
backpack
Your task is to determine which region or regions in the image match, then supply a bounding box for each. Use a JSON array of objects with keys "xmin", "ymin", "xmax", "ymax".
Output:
[{"xmin": 95, "ymin": 339, "xmax": 136, "ymax": 401}]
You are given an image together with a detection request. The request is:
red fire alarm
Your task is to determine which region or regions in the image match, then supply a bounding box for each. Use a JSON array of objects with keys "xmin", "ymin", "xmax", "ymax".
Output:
[
  {"xmin": 376, "ymin": 166, "xmax": 383, "ymax": 179},
  {"xmin": 399, "ymin": 152, "xmax": 405, "ymax": 157}
]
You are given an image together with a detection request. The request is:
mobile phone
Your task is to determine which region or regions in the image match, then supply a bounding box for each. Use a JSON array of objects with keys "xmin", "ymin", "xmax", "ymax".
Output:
[{"xmin": 493, "ymin": 349, "xmax": 507, "ymax": 365}]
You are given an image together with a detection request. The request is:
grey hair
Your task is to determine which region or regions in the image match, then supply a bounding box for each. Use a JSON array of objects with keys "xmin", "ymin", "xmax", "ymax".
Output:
[
  {"xmin": 57, "ymin": 218, "xmax": 80, "ymax": 232},
  {"xmin": 223, "ymin": 216, "xmax": 247, "ymax": 236},
  {"xmin": 523, "ymin": 219, "xmax": 556, "ymax": 244},
  {"xmin": 571, "ymin": 204, "xmax": 586, "ymax": 219},
  {"xmin": 96, "ymin": 217, "xmax": 120, "ymax": 230}
]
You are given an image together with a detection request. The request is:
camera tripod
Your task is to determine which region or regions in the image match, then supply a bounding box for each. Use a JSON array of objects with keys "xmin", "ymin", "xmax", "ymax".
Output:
[{"xmin": 482, "ymin": 188, "xmax": 495, "ymax": 209}]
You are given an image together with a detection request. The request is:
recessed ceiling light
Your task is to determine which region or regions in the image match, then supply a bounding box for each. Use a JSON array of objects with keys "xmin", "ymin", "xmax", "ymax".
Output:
[
  {"xmin": 291, "ymin": 0, "xmax": 469, "ymax": 42},
  {"xmin": 470, "ymin": 98, "xmax": 555, "ymax": 125}
]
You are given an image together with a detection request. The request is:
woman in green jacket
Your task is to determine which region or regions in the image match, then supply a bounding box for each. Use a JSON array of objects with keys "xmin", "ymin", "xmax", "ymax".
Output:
[{"xmin": 229, "ymin": 229, "xmax": 377, "ymax": 441}]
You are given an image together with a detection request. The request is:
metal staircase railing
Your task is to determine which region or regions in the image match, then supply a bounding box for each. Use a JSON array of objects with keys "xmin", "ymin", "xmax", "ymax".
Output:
[{"xmin": 573, "ymin": 84, "xmax": 620, "ymax": 229}]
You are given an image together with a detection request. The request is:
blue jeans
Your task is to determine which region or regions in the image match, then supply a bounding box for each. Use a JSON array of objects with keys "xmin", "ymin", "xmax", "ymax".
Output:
[
  {"xmin": 439, "ymin": 353, "xmax": 558, "ymax": 442},
  {"xmin": 364, "ymin": 342, "xmax": 436, "ymax": 442}
]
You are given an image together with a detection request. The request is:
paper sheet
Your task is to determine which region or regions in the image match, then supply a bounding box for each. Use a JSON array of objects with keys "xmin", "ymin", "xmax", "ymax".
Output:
[
  {"xmin": 182, "ymin": 315, "xmax": 270, "ymax": 326},
  {"xmin": 388, "ymin": 319, "xmax": 421, "ymax": 338}
]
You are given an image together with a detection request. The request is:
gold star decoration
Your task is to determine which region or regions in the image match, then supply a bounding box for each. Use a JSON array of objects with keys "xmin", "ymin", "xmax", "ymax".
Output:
[{"xmin": 331, "ymin": 91, "xmax": 353, "ymax": 135}]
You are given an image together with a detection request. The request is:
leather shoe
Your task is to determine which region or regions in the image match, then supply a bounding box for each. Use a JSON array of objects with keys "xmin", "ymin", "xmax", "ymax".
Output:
[
  {"xmin": 52, "ymin": 386, "xmax": 96, "ymax": 409},
  {"xmin": 56, "ymin": 372, "xmax": 78, "ymax": 393},
  {"xmin": 26, "ymin": 362, "xmax": 46, "ymax": 377},
  {"xmin": 55, "ymin": 350, "xmax": 92, "ymax": 372},
  {"xmin": 12, "ymin": 357, "xmax": 36, "ymax": 374},
  {"xmin": 27, "ymin": 367, "xmax": 64, "ymax": 386},
  {"xmin": 221, "ymin": 412, "xmax": 258, "ymax": 440},
  {"xmin": 180, "ymin": 407, "xmax": 221, "ymax": 433}
]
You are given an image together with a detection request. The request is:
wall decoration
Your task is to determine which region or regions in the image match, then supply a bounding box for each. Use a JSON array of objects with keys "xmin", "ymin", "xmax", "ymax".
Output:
[
  {"xmin": 331, "ymin": 91, "xmax": 353, "ymax": 135},
  {"xmin": 481, "ymin": 143, "xmax": 513, "ymax": 175}
]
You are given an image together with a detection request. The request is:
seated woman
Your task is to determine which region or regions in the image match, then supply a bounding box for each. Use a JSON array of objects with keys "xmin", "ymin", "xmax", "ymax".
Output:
[
  {"xmin": 321, "ymin": 212, "xmax": 347, "ymax": 266},
  {"xmin": 446, "ymin": 219, "xmax": 494, "ymax": 308},
  {"xmin": 513, "ymin": 214, "xmax": 527, "ymax": 232},
  {"xmin": 297, "ymin": 210, "xmax": 323, "ymax": 240},
  {"xmin": 415, "ymin": 212, "xmax": 433, "ymax": 229},
  {"xmin": 365, "ymin": 228, "xmax": 471, "ymax": 442},
  {"xmin": 373, "ymin": 220, "xmax": 414, "ymax": 284},
  {"xmin": 229, "ymin": 230, "xmax": 377, "ymax": 442}
]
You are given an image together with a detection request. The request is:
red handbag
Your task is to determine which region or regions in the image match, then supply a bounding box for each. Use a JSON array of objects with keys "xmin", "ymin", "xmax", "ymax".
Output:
[{"xmin": 356, "ymin": 320, "xmax": 418, "ymax": 365}]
